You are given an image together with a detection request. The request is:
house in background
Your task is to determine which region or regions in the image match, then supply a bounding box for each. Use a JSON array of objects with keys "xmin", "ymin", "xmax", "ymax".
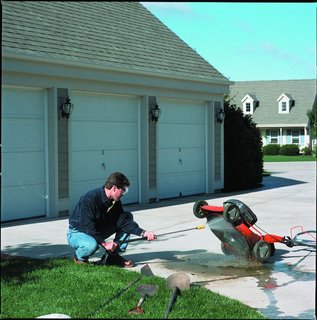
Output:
[
  {"xmin": 229, "ymin": 79, "xmax": 316, "ymax": 150},
  {"xmin": 1, "ymin": 2, "xmax": 232, "ymax": 222}
]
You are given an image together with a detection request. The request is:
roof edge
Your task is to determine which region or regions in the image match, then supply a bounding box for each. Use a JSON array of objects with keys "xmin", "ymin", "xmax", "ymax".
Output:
[{"xmin": 3, "ymin": 51, "xmax": 234, "ymax": 86}]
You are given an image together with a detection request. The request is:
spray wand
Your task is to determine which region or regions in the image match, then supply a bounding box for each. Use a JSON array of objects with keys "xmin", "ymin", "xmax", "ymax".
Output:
[
  {"xmin": 122, "ymin": 224, "xmax": 205, "ymax": 243},
  {"xmin": 97, "ymin": 224, "xmax": 205, "ymax": 264}
]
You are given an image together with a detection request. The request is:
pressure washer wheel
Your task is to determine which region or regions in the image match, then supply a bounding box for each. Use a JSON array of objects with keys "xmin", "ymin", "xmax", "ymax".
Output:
[
  {"xmin": 223, "ymin": 202, "xmax": 243, "ymax": 225},
  {"xmin": 193, "ymin": 200, "xmax": 208, "ymax": 218},
  {"xmin": 252, "ymin": 240, "xmax": 272, "ymax": 263}
]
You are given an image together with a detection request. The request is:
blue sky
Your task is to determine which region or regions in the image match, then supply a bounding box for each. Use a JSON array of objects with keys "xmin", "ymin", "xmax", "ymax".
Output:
[{"xmin": 141, "ymin": 2, "xmax": 316, "ymax": 81}]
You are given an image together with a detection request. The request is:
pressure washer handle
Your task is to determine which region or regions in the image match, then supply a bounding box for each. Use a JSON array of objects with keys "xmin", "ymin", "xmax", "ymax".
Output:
[{"xmin": 125, "ymin": 236, "xmax": 147, "ymax": 243}]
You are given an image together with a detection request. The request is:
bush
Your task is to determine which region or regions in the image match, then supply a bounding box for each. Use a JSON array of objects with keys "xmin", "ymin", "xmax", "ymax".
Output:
[
  {"xmin": 223, "ymin": 97, "xmax": 263, "ymax": 191},
  {"xmin": 301, "ymin": 146, "xmax": 312, "ymax": 155},
  {"xmin": 262, "ymin": 144, "xmax": 280, "ymax": 155},
  {"xmin": 279, "ymin": 144, "xmax": 299, "ymax": 155}
]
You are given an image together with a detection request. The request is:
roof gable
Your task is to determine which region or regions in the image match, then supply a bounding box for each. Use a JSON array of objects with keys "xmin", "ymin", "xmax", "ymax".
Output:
[
  {"xmin": 2, "ymin": 1, "xmax": 229, "ymax": 82},
  {"xmin": 277, "ymin": 93, "xmax": 294, "ymax": 102},
  {"xmin": 241, "ymin": 94, "xmax": 259, "ymax": 103}
]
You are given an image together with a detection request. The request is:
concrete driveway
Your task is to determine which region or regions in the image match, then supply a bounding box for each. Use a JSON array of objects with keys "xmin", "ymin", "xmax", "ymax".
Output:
[{"xmin": 1, "ymin": 162, "xmax": 316, "ymax": 319}]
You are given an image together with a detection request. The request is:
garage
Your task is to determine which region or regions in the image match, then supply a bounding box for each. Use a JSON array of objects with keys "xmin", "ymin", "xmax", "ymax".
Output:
[
  {"xmin": 1, "ymin": 86, "xmax": 47, "ymax": 222},
  {"xmin": 70, "ymin": 91, "xmax": 139, "ymax": 209},
  {"xmin": 157, "ymin": 99, "xmax": 206, "ymax": 199}
]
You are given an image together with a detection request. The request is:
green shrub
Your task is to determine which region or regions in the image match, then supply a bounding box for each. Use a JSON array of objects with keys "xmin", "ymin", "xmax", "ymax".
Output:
[
  {"xmin": 223, "ymin": 97, "xmax": 263, "ymax": 191},
  {"xmin": 279, "ymin": 144, "xmax": 299, "ymax": 155},
  {"xmin": 262, "ymin": 144, "xmax": 280, "ymax": 155},
  {"xmin": 301, "ymin": 146, "xmax": 312, "ymax": 155}
]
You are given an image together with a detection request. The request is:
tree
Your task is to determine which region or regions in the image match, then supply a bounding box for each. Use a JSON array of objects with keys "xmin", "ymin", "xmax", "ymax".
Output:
[
  {"xmin": 223, "ymin": 95, "xmax": 263, "ymax": 191},
  {"xmin": 307, "ymin": 97, "xmax": 317, "ymax": 140}
]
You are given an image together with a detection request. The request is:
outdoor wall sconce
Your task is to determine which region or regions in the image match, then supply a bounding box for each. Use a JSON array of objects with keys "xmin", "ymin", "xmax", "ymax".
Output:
[
  {"xmin": 216, "ymin": 108, "xmax": 225, "ymax": 124},
  {"xmin": 150, "ymin": 104, "xmax": 161, "ymax": 122},
  {"xmin": 61, "ymin": 96, "xmax": 74, "ymax": 119}
]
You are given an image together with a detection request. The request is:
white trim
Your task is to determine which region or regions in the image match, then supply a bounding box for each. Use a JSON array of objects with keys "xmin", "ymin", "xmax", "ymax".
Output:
[
  {"xmin": 3, "ymin": 52, "xmax": 233, "ymax": 85},
  {"xmin": 258, "ymin": 124, "xmax": 307, "ymax": 128},
  {"xmin": 137, "ymin": 97, "xmax": 142, "ymax": 203},
  {"xmin": 205, "ymin": 102, "xmax": 208, "ymax": 193},
  {"xmin": 43, "ymin": 90, "xmax": 49, "ymax": 216}
]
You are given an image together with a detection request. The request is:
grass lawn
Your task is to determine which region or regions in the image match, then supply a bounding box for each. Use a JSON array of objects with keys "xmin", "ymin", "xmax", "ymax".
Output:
[
  {"xmin": 263, "ymin": 155, "xmax": 316, "ymax": 162},
  {"xmin": 1, "ymin": 254, "xmax": 266, "ymax": 319}
]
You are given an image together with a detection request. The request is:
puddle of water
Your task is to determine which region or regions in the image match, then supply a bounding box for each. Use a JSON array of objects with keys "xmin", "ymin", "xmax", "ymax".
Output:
[{"xmin": 160, "ymin": 249, "xmax": 315, "ymax": 318}]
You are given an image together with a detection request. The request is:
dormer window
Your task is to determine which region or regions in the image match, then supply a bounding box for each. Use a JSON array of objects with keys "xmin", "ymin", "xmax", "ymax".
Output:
[
  {"xmin": 241, "ymin": 94, "xmax": 259, "ymax": 115},
  {"xmin": 277, "ymin": 93, "xmax": 295, "ymax": 114}
]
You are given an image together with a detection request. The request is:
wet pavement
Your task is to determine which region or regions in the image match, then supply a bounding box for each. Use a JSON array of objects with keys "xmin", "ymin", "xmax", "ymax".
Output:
[{"xmin": 1, "ymin": 162, "xmax": 316, "ymax": 319}]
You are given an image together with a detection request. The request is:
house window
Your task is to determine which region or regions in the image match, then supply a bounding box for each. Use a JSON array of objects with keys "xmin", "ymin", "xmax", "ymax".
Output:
[
  {"xmin": 269, "ymin": 130, "xmax": 278, "ymax": 143},
  {"xmin": 291, "ymin": 130, "xmax": 299, "ymax": 144},
  {"xmin": 277, "ymin": 93, "xmax": 294, "ymax": 114},
  {"xmin": 241, "ymin": 94, "xmax": 259, "ymax": 115}
]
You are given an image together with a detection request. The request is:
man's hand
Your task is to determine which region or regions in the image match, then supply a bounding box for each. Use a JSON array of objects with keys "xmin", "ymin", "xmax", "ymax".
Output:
[
  {"xmin": 143, "ymin": 231, "xmax": 157, "ymax": 241},
  {"xmin": 101, "ymin": 241, "xmax": 118, "ymax": 253}
]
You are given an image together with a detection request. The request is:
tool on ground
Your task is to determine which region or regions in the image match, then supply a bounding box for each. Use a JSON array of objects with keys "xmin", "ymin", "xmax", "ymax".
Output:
[
  {"xmin": 128, "ymin": 264, "xmax": 157, "ymax": 314},
  {"xmin": 128, "ymin": 284, "xmax": 158, "ymax": 315},
  {"xmin": 88, "ymin": 264, "xmax": 152, "ymax": 317},
  {"xmin": 123, "ymin": 225, "xmax": 205, "ymax": 244},
  {"xmin": 164, "ymin": 272, "xmax": 190, "ymax": 319}
]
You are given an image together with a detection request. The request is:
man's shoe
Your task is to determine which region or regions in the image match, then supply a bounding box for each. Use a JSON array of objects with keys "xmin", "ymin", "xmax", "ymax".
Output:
[
  {"xmin": 105, "ymin": 253, "xmax": 135, "ymax": 268},
  {"xmin": 73, "ymin": 254, "xmax": 89, "ymax": 265}
]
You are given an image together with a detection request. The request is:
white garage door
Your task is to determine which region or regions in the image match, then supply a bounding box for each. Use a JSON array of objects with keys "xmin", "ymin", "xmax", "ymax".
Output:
[
  {"xmin": 70, "ymin": 92, "xmax": 139, "ymax": 209},
  {"xmin": 158, "ymin": 99, "xmax": 206, "ymax": 199},
  {"xmin": 1, "ymin": 87, "xmax": 47, "ymax": 222}
]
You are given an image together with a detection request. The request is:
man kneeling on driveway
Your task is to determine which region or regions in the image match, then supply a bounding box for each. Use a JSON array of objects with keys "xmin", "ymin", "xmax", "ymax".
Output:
[{"xmin": 67, "ymin": 172, "xmax": 157, "ymax": 267}]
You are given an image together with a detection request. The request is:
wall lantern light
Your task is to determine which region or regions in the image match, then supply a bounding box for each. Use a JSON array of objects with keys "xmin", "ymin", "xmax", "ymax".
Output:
[
  {"xmin": 61, "ymin": 96, "xmax": 74, "ymax": 119},
  {"xmin": 216, "ymin": 108, "xmax": 225, "ymax": 124},
  {"xmin": 151, "ymin": 103, "xmax": 161, "ymax": 122}
]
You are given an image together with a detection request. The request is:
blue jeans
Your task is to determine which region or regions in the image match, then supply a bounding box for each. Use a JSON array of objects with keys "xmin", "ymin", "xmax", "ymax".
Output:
[{"xmin": 67, "ymin": 228, "xmax": 130, "ymax": 261}]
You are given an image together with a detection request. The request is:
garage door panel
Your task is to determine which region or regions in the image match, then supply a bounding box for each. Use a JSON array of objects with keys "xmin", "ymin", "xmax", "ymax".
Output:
[
  {"xmin": 72, "ymin": 149, "xmax": 137, "ymax": 182},
  {"xmin": 159, "ymin": 147, "xmax": 205, "ymax": 173},
  {"xmin": 2, "ymin": 87, "xmax": 46, "ymax": 222},
  {"xmin": 2, "ymin": 87, "xmax": 45, "ymax": 116},
  {"xmin": 72, "ymin": 94, "xmax": 137, "ymax": 122},
  {"xmin": 72, "ymin": 121, "xmax": 137, "ymax": 150},
  {"xmin": 3, "ymin": 152, "xmax": 45, "ymax": 186},
  {"xmin": 3, "ymin": 119, "xmax": 44, "ymax": 152},
  {"xmin": 158, "ymin": 99, "xmax": 206, "ymax": 199},
  {"xmin": 179, "ymin": 171, "xmax": 205, "ymax": 195},
  {"xmin": 160, "ymin": 102, "xmax": 205, "ymax": 123},
  {"xmin": 2, "ymin": 184, "xmax": 46, "ymax": 220},
  {"xmin": 72, "ymin": 151, "xmax": 103, "ymax": 181},
  {"xmin": 178, "ymin": 147, "xmax": 205, "ymax": 171},
  {"xmin": 71, "ymin": 91, "xmax": 139, "ymax": 208},
  {"xmin": 159, "ymin": 171, "xmax": 205, "ymax": 198},
  {"xmin": 102, "ymin": 149, "xmax": 138, "ymax": 173},
  {"xmin": 72, "ymin": 177, "xmax": 137, "ymax": 206},
  {"xmin": 160, "ymin": 123, "xmax": 205, "ymax": 148},
  {"xmin": 158, "ymin": 149, "xmax": 180, "ymax": 173}
]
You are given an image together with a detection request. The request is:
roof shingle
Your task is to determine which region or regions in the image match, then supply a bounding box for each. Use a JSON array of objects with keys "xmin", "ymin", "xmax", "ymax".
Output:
[
  {"xmin": 230, "ymin": 79, "xmax": 316, "ymax": 126},
  {"xmin": 2, "ymin": 1, "xmax": 228, "ymax": 81}
]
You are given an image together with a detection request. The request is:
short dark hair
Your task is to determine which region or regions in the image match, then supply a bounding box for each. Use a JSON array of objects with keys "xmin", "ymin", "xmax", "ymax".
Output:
[{"xmin": 104, "ymin": 172, "xmax": 130, "ymax": 190}]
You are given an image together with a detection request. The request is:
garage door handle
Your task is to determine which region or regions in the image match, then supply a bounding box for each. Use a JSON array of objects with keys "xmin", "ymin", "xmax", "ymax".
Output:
[
  {"xmin": 102, "ymin": 162, "xmax": 106, "ymax": 170},
  {"xmin": 179, "ymin": 159, "xmax": 182, "ymax": 165}
]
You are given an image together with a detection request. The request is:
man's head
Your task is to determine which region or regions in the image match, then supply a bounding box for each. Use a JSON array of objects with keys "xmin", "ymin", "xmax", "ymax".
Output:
[{"xmin": 104, "ymin": 172, "xmax": 130, "ymax": 201}]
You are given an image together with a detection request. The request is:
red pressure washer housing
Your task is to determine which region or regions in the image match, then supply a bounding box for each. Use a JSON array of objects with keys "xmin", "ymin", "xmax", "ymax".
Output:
[{"xmin": 193, "ymin": 199, "xmax": 293, "ymax": 263}]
